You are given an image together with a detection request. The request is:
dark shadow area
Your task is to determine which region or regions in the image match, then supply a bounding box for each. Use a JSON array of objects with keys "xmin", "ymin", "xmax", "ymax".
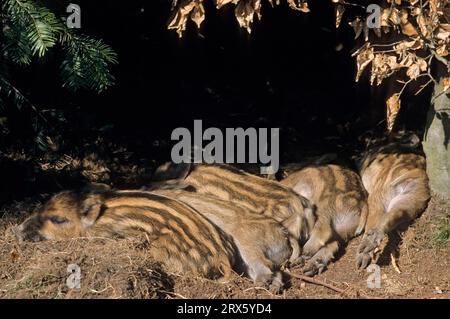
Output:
[
  {"xmin": 0, "ymin": 0, "xmax": 431, "ymax": 204},
  {"xmin": 376, "ymin": 222, "xmax": 419, "ymax": 267}
]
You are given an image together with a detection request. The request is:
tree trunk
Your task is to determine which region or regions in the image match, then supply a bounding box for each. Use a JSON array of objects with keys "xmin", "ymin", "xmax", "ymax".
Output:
[{"xmin": 423, "ymin": 77, "xmax": 450, "ymax": 199}]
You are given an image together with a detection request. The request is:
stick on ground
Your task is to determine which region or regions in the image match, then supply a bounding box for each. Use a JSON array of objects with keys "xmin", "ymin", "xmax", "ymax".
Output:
[
  {"xmin": 290, "ymin": 273, "xmax": 383, "ymax": 299},
  {"xmin": 290, "ymin": 273, "xmax": 346, "ymax": 294}
]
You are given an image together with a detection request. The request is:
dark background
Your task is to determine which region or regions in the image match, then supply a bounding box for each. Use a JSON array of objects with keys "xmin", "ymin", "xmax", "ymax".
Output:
[{"xmin": 0, "ymin": 0, "xmax": 431, "ymax": 203}]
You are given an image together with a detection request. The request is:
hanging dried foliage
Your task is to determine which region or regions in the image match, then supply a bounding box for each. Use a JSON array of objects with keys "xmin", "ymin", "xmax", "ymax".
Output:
[
  {"xmin": 168, "ymin": 0, "xmax": 205, "ymax": 38},
  {"xmin": 344, "ymin": 0, "xmax": 449, "ymax": 131},
  {"xmin": 168, "ymin": 0, "xmax": 311, "ymax": 36},
  {"xmin": 386, "ymin": 94, "xmax": 401, "ymax": 132},
  {"xmin": 167, "ymin": 0, "xmax": 449, "ymax": 133}
]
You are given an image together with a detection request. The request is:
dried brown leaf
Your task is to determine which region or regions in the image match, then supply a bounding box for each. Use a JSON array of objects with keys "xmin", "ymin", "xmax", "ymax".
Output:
[
  {"xmin": 389, "ymin": 8, "xmax": 401, "ymax": 25},
  {"xmin": 417, "ymin": 14, "xmax": 431, "ymax": 38},
  {"xmin": 394, "ymin": 38, "xmax": 423, "ymax": 54},
  {"xmin": 386, "ymin": 94, "xmax": 401, "ymax": 132},
  {"xmin": 435, "ymin": 24, "xmax": 450, "ymax": 41},
  {"xmin": 335, "ymin": 5, "xmax": 345, "ymax": 28},
  {"xmin": 381, "ymin": 9, "xmax": 391, "ymax": 27},
  {"xmin": 440, "ymin": 23, "xmax": 450, "ymax": 32},
  {"xmin": 411, "ymin": 7, "xmax": 422, "ymax": 16},
  {"xmin": 436, "ymin": 43, "xmax": 449, "ymax": 57},
  {"xmin": 399, "ymin": 9, "xmax": 418, "ymax": 36},
  {"xmin": 443, "ymin": 77, "xmax": 450, "ymax": 91},
  {"xmin": 349, "ymin": 18, "xmax": 363, "ymax": 39},
  {"xmin": 406, "ymin": 64, "xmax": 421, "ymax": 79},
  {"xmin": 216, "ymin": 0, "xmax": 235, "ymax": 8},
  {"xmin": 429, "ymin": 0, "xmax": 439, "ymax": 17},
  {"xmin": 400, "ymin": 23, "xmax": 418, "ymax": 36},
  {"xmin": 235, "ymin": 0, "xmax": 262, "ymax": 34},
  {"xmin": 168, "ymin": 0, "xmax": 197, "ymax": 38},
  {"xmin": 405, "ymin": 58, "xmax": 427, "ymax": 80},
  {"xmin": 191, "ymin": 2, "xmax": 205, "ymax": 29},
  {"xmin": 417, "ymin": 57, "xmax": 428, "ymax": 71},
  {"xmin": 355, "ymin": 46, "xmax": 374, "ymax": 82},
  {"xmin": 371, "ymin": 54, "xmax": 400, "ymax": 85},
  {"xmin": 386, "ymin": 55, "xmax": 401, "ymax": 70},
  {"xmin": 288, "ymin": 0, "xmax": 310, "ymax": 13}
]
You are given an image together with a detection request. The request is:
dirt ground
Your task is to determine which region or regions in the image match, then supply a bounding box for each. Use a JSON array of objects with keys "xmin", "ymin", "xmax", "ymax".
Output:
[{"xmin": 0, "ymin": 195, "xmax": 449, "ymax": 299}]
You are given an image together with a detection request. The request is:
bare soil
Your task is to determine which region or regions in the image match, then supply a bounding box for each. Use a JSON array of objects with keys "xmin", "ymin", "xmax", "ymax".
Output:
[{"xmin": 0, "ymin": 196, "xmax": 449, "ymax": 299}]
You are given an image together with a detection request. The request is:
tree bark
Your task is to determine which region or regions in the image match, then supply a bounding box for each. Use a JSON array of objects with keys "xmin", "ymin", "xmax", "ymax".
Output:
[{"xmin": 423, "ymin": 77, "xmax": 450, "ymax": 199}]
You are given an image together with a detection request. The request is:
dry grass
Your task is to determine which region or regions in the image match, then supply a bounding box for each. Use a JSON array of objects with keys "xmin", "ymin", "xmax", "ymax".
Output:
[
  {"xmin": 0, "ymin": 229, "xmax": 174, "ymax": 299},
  {"xmin": 1, "ymin": 196, "xmax": 449, "ymax": 299}
]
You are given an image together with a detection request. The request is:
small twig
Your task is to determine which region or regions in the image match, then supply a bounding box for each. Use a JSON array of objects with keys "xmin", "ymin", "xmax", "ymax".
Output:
[
  {"xmin": 164, "ymin": 291, "xmax": 188, "ymax": 299},
  {"xmin": 243, "ymin": 286, "xmax": 273, "ymax": 294},
  {"xmin": 291, "ymin": 273, "xmax": 384, "ymax": 299},
  {"xmin": 290, "ymin": 273, "xmax": 346, "ymax": 294},
  {"xmin": 90, "ymin": 284, "xmax": 112, "ymax": 294},
  {"xmin": 390, "ymin": 253, "xmax": 402, "ymax": 274},
  {"xmin": 398, "ymin": 73, "xmax": 431, "ymax": 97},
  {"xmin": 374, "ymin": 49, "xmax": 398, "ymax": 54},
  {"xmin": 370, "ymin": 40, "xmax": 406, "ymax": 48},
  {"xmin": 340, "ymin": 1, "xmax": 366, "ymax": 9},
  {"xmin": 415, "ymin": 78, "xmax": 434, "ymax": 95}
]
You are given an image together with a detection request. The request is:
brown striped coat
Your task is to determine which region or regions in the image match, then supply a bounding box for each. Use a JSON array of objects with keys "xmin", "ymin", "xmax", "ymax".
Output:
[
  {"xmin": 153, "ymin": 163, "xmax": 316, "ymax": 244},
  {"xmin": 280, "ymin": 164, "xmax": 368, "ymax": 275},
  {"xmin": 356, "ymin": 137, "xmax": 430, "ymax": 268},
  {"xmin": 14, "ymin": 185, "xmax": 237, "ymax": 279},
  {"xmin": 151, "ymin": 188, "xmax": 302, "ymax": 292}
]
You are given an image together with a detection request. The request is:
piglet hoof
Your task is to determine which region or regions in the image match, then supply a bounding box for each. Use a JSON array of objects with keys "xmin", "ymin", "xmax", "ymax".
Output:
[
  {"xmin": 268, "ymin": 272, "xmax": 284, "ymax": 294},
  {"xmin": 356, "ymin": 229, "xmax": 383, "ymax": 269},
  {"xmin": 359, "ymin": 230, "xmax": 383, "ymax": 253},
  {"xmin": 289, "ymin": 256, "xmax": 306, "ymax": 268},
  {"xmin": 302, "ymin": 258, "xmax": 326, "ymax": 277},
  {"xmin": 356, "ymin": 250, "xmax": 373, "ymax": 270},
  {"xmin": 302, "ymin": 241, "xmax": 321, "ymax": 259},
  {"xmin": 356, "ymin": 252, "xmax": 373, "ymax": 269},
  {"xmin": 254, "ymin": 272, "xmax": 284, "ymax": 294},
  {"xmin": 254, "ymin": 273, "xmax": 272, "ymax": 288}
]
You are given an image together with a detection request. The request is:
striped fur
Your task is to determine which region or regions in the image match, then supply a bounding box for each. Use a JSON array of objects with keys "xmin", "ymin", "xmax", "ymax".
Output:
[
  {"xmin": 15, "ymin": 186, "xmax": 237, "ymax": 279},
  {"xmin": 281, "ymin": 164, "xmax": 368, "ymax": 276},
  {"xmin": 356, "ymin": 136, "xmax": 430, "ymax": 268},
  {"xmin": 151, "ymin": 188, "xmax": 301, "ymax": 292},
  {"xmin": 153, "ymin": 163, "xmax": 316, "ymax": 244}
]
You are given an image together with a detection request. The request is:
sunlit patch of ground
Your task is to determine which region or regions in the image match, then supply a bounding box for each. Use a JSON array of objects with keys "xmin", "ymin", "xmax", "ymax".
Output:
[{"xmin": 1, "ymin": 196, "xmax": 449, "ymax": 299}]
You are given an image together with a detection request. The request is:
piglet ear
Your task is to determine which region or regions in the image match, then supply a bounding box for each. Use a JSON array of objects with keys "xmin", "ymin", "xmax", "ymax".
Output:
[
  {"xmin": 80, "ymin": 194, "xmax": 105, "ymax": 228},
  {"xmin": 79, "ymin": 184, "xmax": 109, "ymax": 228},
  {"xmin": 152, "ymin": 162, "xmax": 192, "ymax": 181},
  {"xmin": 282, "ymin": 197, "xmax": 316, "ymax": 243},
  {"xmin": 301, "ymin": 198, "xmax": 317, "ymax": 232},
  {"xmin": 389, "ymin": 131, "xmax": 421, "ymax": 148},
  {"xmin": 281, "ymin": 213, "xmax": 302, "ymax": 241},
  {"xmin": 402, "ymin": 132, "xmax": 420, "ymax": 147}
]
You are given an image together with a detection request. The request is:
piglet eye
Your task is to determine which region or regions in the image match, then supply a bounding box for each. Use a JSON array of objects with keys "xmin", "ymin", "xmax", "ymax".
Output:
[{"xmin": 48, "ymin": 216, "xmax": 68, "ymax": 224}]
